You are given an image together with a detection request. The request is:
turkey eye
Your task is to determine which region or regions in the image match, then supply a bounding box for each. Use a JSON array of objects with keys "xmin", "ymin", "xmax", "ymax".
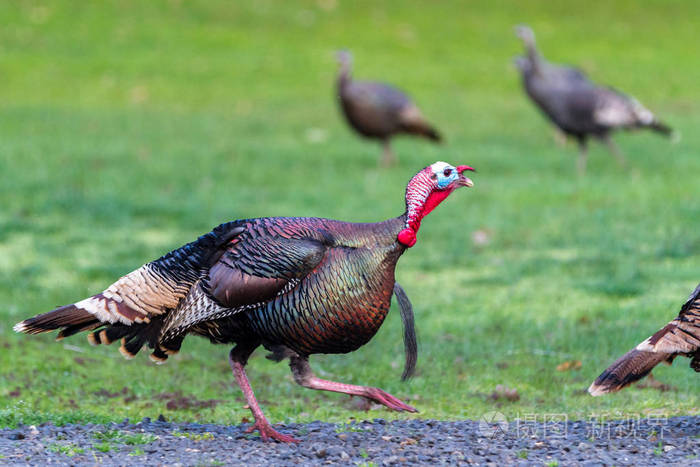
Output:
[{"xmin": 443, "ymin": 168, "xmax": 452, "ymax": 177}]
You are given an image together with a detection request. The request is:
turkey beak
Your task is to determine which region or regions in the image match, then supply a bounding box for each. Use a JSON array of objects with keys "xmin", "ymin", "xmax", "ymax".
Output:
[{"xmin": 456, "ymin": 165, "xmax": 475, "ymax": 188}]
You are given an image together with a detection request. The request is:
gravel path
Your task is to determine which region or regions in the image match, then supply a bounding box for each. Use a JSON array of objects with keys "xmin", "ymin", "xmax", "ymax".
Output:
[{"xmin": 1, "ymin": 416, "xmax": 698, "ymax": 466}]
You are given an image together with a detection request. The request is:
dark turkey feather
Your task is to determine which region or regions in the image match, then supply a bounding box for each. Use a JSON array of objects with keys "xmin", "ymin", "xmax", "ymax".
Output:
[
  {"xmin": 649, "ymin": 120, "xmax": 673, "ymax": 136},
  {"xmin": 19, "ymin": 304, "xmax": 97, "ymax": 336},
  {"xmin": 588, "ymin": 349, "xmax": 671, "ymax": 395},
  {"xmin": 589, "ymin": 282, "xmax": 700, "ymax": 396},
  {"xmin": 393, "ymin": 282, "xmax": 417, "ymax": 381}
]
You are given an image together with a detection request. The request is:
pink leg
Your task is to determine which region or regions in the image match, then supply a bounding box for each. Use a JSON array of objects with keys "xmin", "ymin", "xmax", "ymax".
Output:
[
  {"xmin": 381, "ymin": 140, "xmax": 396, "ymax": 167},
  {"xmin": 229, "ymin": 347, "xmax": 299, "ymax": 443},
  {"xmin": 289, "ymin": 356, "xmax": 417, "ymax": 412}
]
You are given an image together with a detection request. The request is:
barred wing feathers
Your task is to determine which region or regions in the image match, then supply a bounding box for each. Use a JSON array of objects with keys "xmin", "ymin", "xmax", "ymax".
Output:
[
  {"xmin": 635, "ymin": 283, "xmax": 700, "ymax": 356},
  {"xmin": 589, "ymin": 283, "xmax": 700, "ymax": 395},
  {"xmin": 160, "ymin": 232, "xmax": 328, "ymax": 342}
]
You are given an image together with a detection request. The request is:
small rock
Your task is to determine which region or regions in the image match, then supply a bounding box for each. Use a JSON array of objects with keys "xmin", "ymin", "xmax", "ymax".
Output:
[
  {"xmin": 340, "ymin": 451, "xmax": 350, "ymax": 460},
  {"xmin": 400, "ymin": 437, "xmax": 418, "ymax": 446},
  {"xmin": 382, "ymin": 455, "xmax": 399, "ymax": 465}
]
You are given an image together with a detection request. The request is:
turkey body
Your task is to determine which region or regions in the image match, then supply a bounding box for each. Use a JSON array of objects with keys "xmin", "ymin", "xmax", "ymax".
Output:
[
  {"xmin": 336, "ymin": 51, "xmax": 441, "ymax": 166},
  {"xmin": 514, "ymin": 25, "xmax": 673, "ymax": 174},
  {"xmin": 187, "ymin": 216, "xmax": 405, "ymax": 357},
  {"xmin": 521, "ymin": 65, "xmax": 607, "ymax": 138},
  {"xmin": 339, "ymin": 80, "xmax": 436, "ymax": 141},
  {"xmin": 520, "ymin": 63, "xmax": 664, "ymax": 141},
  {"xmin": 18, "ymin": 215, "xmax": 407, "ymax": 363}
]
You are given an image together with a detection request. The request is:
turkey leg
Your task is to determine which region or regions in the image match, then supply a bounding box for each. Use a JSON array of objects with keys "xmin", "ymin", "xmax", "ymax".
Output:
[
  {"xmin": 289, "ymin": 355, "xmax": 417, "ymax": 412},
  {"xmin": 602, "ymin": 134, "xmax": 628, "ymax": 167},
  {"xmin": 229, "ymin": 346, "xmax": 299, "ymax": 443},
  {"xmin": 576, "ymin": 137, "xmax": 588, "ymax": 176},
  {"xmin": 381, "ymin": 140, "xmax": 396, "ymax": 167}
]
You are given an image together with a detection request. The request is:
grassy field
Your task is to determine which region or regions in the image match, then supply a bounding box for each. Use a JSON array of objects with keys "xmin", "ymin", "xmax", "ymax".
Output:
[{"xmin": 1, "ymin": 0, "xmax": 698, "ymax": 429}]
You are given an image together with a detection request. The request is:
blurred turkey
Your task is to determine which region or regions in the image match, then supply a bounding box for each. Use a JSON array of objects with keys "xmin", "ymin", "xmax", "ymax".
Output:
[
  {"xmin": 14, "ymin": 161, "xmax": 475, "ymax": 443},
  {"xmin": 514, "ymin": 25, "xmax": 675, "ymax": 174},
  {"xmin": 336, "ymin": 50, "xmax": 442, "ymax": 166},
  {"xmin": 589, "ymin": 283, "xmax": 700, "ymax": 396}
]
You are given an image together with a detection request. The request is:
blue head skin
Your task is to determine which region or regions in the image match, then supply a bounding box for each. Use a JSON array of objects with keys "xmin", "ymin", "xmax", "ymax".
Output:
[{"xmin": 431, "ymin": 161, "xmax": 460, "ymax": 189}]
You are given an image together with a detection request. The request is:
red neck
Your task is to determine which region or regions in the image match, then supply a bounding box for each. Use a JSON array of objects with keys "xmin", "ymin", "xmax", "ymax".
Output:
[
  {"xmin": 422, "ymin": 189, "xmax": 453, "ymax": 218},
  {"xmin": 399, "ymin": 169, "xmax": 453, "ymax": 247}
]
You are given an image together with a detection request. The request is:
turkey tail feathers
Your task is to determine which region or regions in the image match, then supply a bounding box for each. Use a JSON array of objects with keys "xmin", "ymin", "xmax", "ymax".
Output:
[
  {"xmin": 588, "ymin": 349, "xmax": 669, "ymax": 396},
  {"xmin": 404, "ymin": 121, "xmax": 442, "ymax": 142},
  {"xmin": 648, "ymin": 120, "xmax": 673, "ymax": 137},
  {"xmin": 394, "ymin": 282, "xmax": 417, "ymax": 381},
  {"xmin": 398, "ymin": 105, "xmax": 442, "ymax": 143},
  {"xmin": 649, "ymin": 120, "xmax": 681, "ymax": 144},
  {"xmin": 422, "ymin": 126, "xmax": 442, "ymax": 142},
  {"xmin": 13, "ymin": 304, "xmax": 99, "ymax": 337}
]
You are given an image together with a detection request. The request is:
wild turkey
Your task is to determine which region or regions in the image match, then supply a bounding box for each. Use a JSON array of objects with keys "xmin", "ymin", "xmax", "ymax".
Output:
[
  {"xmin": 514, "ymin": 25, "xmax": 674, "ymax": 175},
  {"xmin": 336, "ymin": 50, "xmax": 442, "ymax": 166},
  {"xmin": 14, "ymin": 161, "xmax": 475, "ymax": 443},
  {"xmin": 588, "ymin": 283, "xmax": 700, "ymax": 396}
]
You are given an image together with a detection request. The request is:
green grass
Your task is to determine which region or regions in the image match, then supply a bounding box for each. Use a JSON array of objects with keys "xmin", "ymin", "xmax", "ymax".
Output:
[
  {"xmin": 93, "ymin": 429, "xmax": 158, "ymax": 445},
  {"xmin": 1, "ymin": 0, "xmax": 699, "ymax": 428},
  {"xmin": 48, "ymin": 442, "xmax": 85, "ymax": 457},
  {"xmin": 90, "ymin": 429, "xmax": 158, "ymax": 453},
  {"xmin": 172, "ymin": 430, "xmax": 215, "ymax": 441}
]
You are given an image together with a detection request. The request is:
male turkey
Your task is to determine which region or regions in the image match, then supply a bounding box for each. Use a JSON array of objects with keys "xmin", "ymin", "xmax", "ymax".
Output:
[
  {"xmin": 14, "ymin": 161, "xmax": 475, "ymax": 443},
  {"xmin": 588, "ymin": 283, "xmax": 700, "ymax": 396},
  {"xmin": 336, "ymin": 50, "xmax": 442, "ymax": 166},
  {"xmin": 514, "ymin": 25, "xmax": 674, "ymax": 175}
]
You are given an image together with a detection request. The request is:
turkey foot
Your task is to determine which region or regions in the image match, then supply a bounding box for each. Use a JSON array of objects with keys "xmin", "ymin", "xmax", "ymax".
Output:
[
  {"xmin": 289, "ymin": 356, "xmax": 417, "ymax": 413},
  {"xmin": 354, "ymin": 386, "xmax": 417, "ymax": 412},
  {"xmin": 244, "ymin": 421, "xmax": 299, "ymax": 443},
  {"xmin": 230, "ymin": 346, "xmax": 299, "ymax": 443}
]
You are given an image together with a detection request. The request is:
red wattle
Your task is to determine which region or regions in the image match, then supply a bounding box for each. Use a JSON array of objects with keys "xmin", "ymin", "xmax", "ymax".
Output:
[
  {"xmin": 422, "ymin": 189, "xmax": 453, "ymax": 217},
  {"xmin": 397, "ymin": 229, "xmax": 416, "ymax": 247}
]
